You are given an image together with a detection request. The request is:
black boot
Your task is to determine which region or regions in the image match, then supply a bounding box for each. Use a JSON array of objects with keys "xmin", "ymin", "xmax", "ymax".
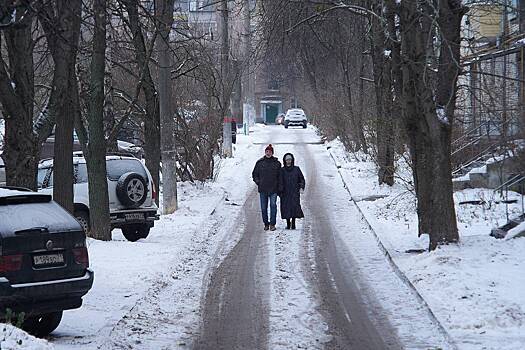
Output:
[
  {"xmin": 286, "ymin": 219, "xmax": 291, "ymax": 230},
  {"xmin": 291, "ymin": 218, "xmax": 296, "ymax": 230}
]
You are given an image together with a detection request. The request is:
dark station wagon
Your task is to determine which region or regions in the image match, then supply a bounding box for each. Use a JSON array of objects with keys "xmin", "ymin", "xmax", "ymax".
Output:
[{"xmin": 0, "ymin": 187, "xmax": 94, "ymax": 337}]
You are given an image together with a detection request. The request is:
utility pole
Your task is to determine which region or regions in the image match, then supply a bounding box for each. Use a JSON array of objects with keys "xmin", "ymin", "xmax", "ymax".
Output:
[
  {"xmin": 220, "ymin": 0, "xmax": 233, "ymax": 157},
  {"xmin": 242, "ymin": 0, "xmax": 254, "ymax": 129},
  {"xmin": 155, "ymin": 0, "xmax": 178, "ymax": 214}
]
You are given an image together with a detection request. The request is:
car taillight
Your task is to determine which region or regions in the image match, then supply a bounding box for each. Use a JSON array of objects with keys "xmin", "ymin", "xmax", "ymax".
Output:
[
  {"xmin": 0, "ymin": 255, "xmax": 23, "ymax": 273},
  {"xmin": 151, "ymin": 180, "xmax": 157, "ymax": 202},
  {"xmin": 73, "ymin": 247, "xmax": 89, "ymax": 268}
]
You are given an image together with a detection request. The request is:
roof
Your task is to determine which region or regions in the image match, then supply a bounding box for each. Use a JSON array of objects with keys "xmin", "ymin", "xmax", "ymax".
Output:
[{"xmin": 286, "ymin": 108, "xmax": 305, "ymax": 114}]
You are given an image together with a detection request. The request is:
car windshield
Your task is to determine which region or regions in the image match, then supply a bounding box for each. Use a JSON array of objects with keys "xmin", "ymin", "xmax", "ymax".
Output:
[{"xmin": 106, "ymin": 159, "xmax": 147, "ymax": 181}]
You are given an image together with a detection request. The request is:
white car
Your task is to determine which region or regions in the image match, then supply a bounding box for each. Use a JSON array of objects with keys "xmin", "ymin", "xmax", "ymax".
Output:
[
  {"xmin": 38, "ymin": 153, "xmax": 159, "ymax": 241},
  {"xmin": 284, "ymin": 108, "xmax": 307, "ymax": 129}
]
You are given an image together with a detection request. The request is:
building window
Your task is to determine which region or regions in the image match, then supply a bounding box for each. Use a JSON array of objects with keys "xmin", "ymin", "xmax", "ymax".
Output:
[
  {"xmin": 509, "ymin": 0, "xmax": 518, "ymax": 21},
  {"xmin": 174, "ymin": 0, "xmax": 189, "ymax": 12},
  {"xmin": 268, "ymin": 80, "xmax": 279, "ymax": 90},
  {"xmin": 189, "ymin": 0, "xmax": 214, "ymax": 12}
]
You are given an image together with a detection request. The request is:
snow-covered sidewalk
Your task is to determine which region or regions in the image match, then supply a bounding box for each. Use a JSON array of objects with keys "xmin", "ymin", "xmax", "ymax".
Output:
[
  {"xmin": 51, "ymin": 132, "xmax": 262, "ymax": 349},
  {"xmin": 326, "ymin": 138, "xmax": 525, "ymax": 350}
]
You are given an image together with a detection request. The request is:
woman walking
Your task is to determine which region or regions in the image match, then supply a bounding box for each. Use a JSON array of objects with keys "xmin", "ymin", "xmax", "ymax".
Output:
[{"xmin": 279, "ymin": 153, "xmax": 305, "ymax": 229}]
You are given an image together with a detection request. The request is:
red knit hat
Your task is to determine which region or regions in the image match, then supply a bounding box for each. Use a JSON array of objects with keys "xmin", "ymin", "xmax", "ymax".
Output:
[{"xmin": 265, "ymin": 144, "xmax": 274, "ymax": 153}]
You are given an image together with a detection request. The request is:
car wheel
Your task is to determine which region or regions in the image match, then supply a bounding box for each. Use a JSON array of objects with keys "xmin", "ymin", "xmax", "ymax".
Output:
[
  {"xmin": 22, "ymin": 311, "xmax": 63, "ymax": 338},
  {"xmin": 302, "ymin": 123, "xmax": 307, "ymax": 129},
  {"xmin": 116, "ymin": 172, "xmax": 148, "ymax": 208},
  {"xmin": 75, "ymin": 210, "xmax": 90, "ymax": 234},
  {"xmin": 121, "ymin": 224, "xmax": 150, "ymax": 242},
  {"xmin": 284, "ymin": 122, "xmax": 289, "ymax": 129}
]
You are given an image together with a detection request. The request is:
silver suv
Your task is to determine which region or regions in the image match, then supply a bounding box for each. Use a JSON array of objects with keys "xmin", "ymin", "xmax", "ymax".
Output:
[
  {"xmin": 38, "ymin": 153, "xmax": 159, "ymax": 242},
  {"xmin": 284, "ymin": 108, "xmax": 307, "ymax": 129}
]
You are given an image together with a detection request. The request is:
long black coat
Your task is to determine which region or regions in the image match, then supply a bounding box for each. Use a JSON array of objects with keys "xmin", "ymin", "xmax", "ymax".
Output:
[
  {"xmin": 279, "ymin": 154, "xmax": 305, "ymax": 219},
  {"xmin": 252, "ymin": 156, "xmax": 281, "ymax": 193}
]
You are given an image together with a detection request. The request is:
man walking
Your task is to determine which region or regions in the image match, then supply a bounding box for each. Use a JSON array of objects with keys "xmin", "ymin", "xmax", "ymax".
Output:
[{"xmin": 252, "ymin": 144, "xmax": 281, "ymax": 231}]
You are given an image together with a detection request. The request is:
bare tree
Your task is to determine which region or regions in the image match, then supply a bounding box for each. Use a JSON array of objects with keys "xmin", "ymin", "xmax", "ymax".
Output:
[
  {"xmin": 38, "ymin": 0, "xmax": 82, "ymax": 213},
  {"xmin": 121, "ymin": 0, "xmax": 161, "ymax": 205},
  {"xmin": 220, "ymin": 0, "xmax": 233, "ymax": 158},
  {"xmin": 369, "ymin": 1, "xmax": 395, "ymax": 186},
  {"xmin": 384, "ymin": 0, "xmax": 467, "ymax": 249},
  {"xmin": 79, "ymin": 0, "xmax": 111, "ymax": 241},
  {"xmin": 0, "ymin": 2, "xmax": 39, "ymax": 190}
]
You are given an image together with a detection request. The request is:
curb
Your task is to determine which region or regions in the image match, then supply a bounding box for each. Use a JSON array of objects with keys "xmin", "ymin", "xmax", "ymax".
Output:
[{"xmin": 325, "ymin": 146, "xmax": 459, "ymax": 350}]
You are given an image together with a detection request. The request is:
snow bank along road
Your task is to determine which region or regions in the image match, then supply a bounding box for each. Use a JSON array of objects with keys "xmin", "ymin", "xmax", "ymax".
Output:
[{"xmin": 50, "ymin": 125, "xmax": 456, "ymax": 349}]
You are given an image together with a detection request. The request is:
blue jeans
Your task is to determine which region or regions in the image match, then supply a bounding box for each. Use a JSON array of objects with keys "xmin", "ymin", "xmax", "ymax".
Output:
[{"xmin": 259, "ymin": 192, "xmax": 278, "ymax": 225}]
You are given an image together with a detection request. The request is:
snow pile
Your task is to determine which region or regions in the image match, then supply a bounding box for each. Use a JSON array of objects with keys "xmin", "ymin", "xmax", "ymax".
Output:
[
  {"xmin": 326, "ymin": 137, "xmax": 525, "ymax": 349},
  {"xmin": 0, "ymin": 324, "xmax": 54, "ymax": 349}
]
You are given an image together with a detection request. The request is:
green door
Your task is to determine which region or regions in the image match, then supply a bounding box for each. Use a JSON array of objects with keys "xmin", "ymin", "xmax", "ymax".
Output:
[{"xmin": 265, "ymin": 104, "xmax": 279, "ymax": 124}]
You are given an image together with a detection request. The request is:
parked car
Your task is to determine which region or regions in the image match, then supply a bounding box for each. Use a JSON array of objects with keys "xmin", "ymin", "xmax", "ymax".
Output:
[
  {"xmin": 284, "ymin": 109, "xmax": 307, "ymax": 129},
  {"xmin": 0, "ymin": 187, "xmax": 94, "ymax": 337},
  {"xmin": 40, "ymin": 129, "xmax": 143, "ymax": 160},
  {"xmin": 275, "ymin": 113, "xmax": 285, "ymax": 125},
  {"xmin": 38, "ymin": 153, "xmax": 159, "ymax": 242}
]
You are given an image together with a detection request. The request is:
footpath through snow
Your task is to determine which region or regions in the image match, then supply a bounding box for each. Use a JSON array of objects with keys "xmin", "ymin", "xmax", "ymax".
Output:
[{"xmin": 327, "ymin": 138, "xmax": 525, "ymax": 350}]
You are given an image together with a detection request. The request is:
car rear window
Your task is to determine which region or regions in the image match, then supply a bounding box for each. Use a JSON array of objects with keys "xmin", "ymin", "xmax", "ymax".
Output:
[
  {"xmin": 106, "ymin": 159, "xmax": 147, "ymax": 181},
  {"xmin": 0, "ymin": 201, "xmax": 79, "ymax": 234}
]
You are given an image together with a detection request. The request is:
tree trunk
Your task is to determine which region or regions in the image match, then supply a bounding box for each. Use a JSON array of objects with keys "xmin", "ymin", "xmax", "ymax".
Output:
[
  {"xmin": 39, "ymin": 0, "xmax": 82, "ymax": 213},
  {"xmin": 398, "ymin": 0, "xmax": 464, "ymax": 250},
  {"xmin": 104, "ymin": 23, "xmax": 118, "ymax": 153},
  {"xmin": 231, "ymin": 59, "xmax": 242, "ymax": 125},
  {"xmin": 123, "ymin": 0, "xmax": 161, "ymax": 205},
  {"xmin": 86, "ymin": 0, "xmax": 111, "ymax": 241},
  {"xmin": 220, "ymin": 0, "xmax": 232, "ymax": 158},
  {"xmin": 370, "ymin": 5, "xmax": 394, "ymax": 186},
  {"xmin": 0, "ymin": 11, "xmax": 38, "ymax": 190},
  {"xmin": 155, "ymin": 0, "xmax": 177, "ymax": 214}
]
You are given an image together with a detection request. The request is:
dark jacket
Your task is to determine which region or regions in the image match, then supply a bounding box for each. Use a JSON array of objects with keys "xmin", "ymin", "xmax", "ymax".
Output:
[
  {"xmin": 252, "ymin": 156, "xmax": 281, "ymax": 193},
  {"xmin": 279, "ymin": 153, "xmax": 305, "ymax": 219}
]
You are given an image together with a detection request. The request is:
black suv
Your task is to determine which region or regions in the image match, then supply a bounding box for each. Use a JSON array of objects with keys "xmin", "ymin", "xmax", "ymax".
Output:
[{"xmin": 0, "ymin": 187, "xmax": 94, "ymax": 337}]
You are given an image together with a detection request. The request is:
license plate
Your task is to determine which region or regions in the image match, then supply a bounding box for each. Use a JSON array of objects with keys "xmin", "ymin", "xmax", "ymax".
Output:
[
  {"xmin": 125, "ymin": 213, "xmax": 144, "ymax": 221},
  {"xmin": 33, "ymin": 253, "xmax": 64, "ymax": 266}
]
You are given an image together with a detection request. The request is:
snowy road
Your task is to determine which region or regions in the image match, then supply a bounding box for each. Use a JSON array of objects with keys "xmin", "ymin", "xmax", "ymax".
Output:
[
  {"xmin": 192, "ymin": 126, "xmax": 456, "ymax": 350},
  {"xmin": 48, "ymin": 125, "xmax": 457, "ymax": 349}
]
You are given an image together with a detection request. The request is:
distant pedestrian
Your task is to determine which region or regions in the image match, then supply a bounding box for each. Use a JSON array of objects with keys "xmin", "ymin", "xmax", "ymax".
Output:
[
  {"xmin": 252, "ymin": 144, "xmax": 281, "ymax": 231},
  {"xmin": 279, "ymin": 153, "xmax": 305, "ymax": 230}
]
